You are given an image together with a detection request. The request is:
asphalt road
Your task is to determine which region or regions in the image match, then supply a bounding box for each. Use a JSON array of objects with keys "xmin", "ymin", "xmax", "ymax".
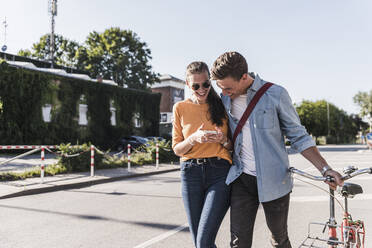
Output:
[{"xmin": 0, "ymin": 146, "xmax": 371, "ymax": 248}]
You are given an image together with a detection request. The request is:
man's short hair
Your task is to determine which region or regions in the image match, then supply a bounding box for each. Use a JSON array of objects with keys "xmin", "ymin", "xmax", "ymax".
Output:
[{"xmin": 211, "ymin": 51, "xmax": 248, "ymax": 81}]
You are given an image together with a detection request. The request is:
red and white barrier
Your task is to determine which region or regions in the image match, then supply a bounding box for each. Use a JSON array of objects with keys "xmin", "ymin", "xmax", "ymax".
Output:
[
  {"xmin": 156, "ymin": 143, "xmax": 159, "ymax": 169},
  {"xmin": 0, "ymin": 145, "xmax": 56, "ymax": 150},
  {"xmin": 90, "ymin": 145, "xmax": 95, "ymax": 177},
  {"xmin": 1, "ymin": 142, "xmax": 164, "ymax": 183},
  {"xmin": 0, "ymin": 144, "xmax": 91, "ymax": 183},
  {"xmin": 0, "ymin": 148, "xmax": 41, "ymax": 166},
  {"xmin": 41, "ymin": 146, "xmax": 45, "ymax": 183},
  {"xmin": 127, "ymin": 144, "xmax": 131, "ymax": 172}
]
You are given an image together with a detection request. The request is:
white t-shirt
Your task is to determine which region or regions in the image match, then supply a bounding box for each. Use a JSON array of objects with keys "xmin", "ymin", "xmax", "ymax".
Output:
[{"xmin": 231, "ymin": 94, "xmax": 256, "ymax": 176}]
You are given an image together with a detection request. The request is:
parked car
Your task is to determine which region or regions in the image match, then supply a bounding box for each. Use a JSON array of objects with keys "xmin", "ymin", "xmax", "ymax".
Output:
[
  {"xmin": 116, "ymin": 136, "xmax": 149, "ymax": 151},
  {"xmin": 146, "ymin": 136, "xmax": 166, "ymax": 143}
]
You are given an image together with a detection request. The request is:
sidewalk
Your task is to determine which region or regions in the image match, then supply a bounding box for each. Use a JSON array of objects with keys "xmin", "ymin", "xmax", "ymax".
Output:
[
  {"xmin": 1, "ymin": 144, "xmax": 368, "ymax": 200},
  {"xmin": 0, "ymin": 163, "xmax": 180, "ymax": 200}
]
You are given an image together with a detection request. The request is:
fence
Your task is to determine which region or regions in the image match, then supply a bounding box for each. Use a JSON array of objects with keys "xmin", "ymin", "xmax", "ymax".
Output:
[{"xmin": 0, "ymin": 144, "xmax": 161, "ymax": 183}]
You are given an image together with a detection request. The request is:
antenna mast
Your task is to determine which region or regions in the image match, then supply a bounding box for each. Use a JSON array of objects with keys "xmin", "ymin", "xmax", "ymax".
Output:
[
  {"xmin": 48, "ymin": 0, "xmax": 57, "ymax": 68},
  {"xmin": 1, "ymin": 17, "xmax": 7, "ymax": 52}
]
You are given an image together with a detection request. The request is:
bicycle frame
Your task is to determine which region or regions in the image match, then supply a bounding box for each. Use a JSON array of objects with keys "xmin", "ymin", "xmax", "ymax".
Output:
[
  {"xmin": 290, "ymin": 166, "xmax": 372, "ymax": 248},
  {"xmin": 340, "ymin": 195, "xmax": 365, "ymax": 248}
]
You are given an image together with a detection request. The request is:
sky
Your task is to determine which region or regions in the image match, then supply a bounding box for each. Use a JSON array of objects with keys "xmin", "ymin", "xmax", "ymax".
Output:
[{"xmin": 1, "ymin": 0, "xmax": 371, "ymax": 115}]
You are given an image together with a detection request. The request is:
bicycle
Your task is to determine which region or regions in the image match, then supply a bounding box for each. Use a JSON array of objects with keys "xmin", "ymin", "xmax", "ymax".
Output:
[{"xmin": 289, "ymin": 166, "xmax": 372, "ymax": 248}]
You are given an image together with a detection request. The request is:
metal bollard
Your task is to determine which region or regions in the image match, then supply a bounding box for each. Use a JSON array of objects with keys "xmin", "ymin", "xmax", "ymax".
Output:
[
  {"xmin": 156, "ymin": 143, "xmax": 159, "ymax": 169},
  {"xmin": 90, "ymin": 145, "xmax": 94, "ymax": 177},
  {"xmin": 127, "ymin": 144, "xmax": 131, "ymax": 172},
  {"xmin": 40, "ymin": 146, "xmax": 45, "ymax": 184}
]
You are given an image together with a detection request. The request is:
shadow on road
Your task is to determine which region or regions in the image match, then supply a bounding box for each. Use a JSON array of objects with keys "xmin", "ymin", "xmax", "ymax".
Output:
[
  {"xmin": 0, "ymin": 203, "xmax": 189, "ymax": 232},
  {"xmin": 67, "ymin": 189, "xmax": 182, "ymax": 199}
]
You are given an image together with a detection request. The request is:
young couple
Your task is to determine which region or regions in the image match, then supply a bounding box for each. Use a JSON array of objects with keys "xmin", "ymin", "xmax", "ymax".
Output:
[{"xmin": 172, "ymin": 52, "xmax": 343, "ymax": 248}]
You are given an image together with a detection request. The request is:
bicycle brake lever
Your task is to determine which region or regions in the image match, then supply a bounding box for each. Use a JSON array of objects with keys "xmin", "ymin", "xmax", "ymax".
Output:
[{"xmin": 325, "ymin": 175, "xmax": 334, "ymax": 182}]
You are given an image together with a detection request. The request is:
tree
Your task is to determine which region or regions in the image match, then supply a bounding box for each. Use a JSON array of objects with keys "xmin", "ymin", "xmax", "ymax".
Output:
[
  {"xmin": 78, "ymin": 28, "xmax": 159, "ymax": 89},
  {"xmin": 353, "ymin": 90, "xmax": 372, "ymax": 119},
  {"xmin": 296, "ymin": 100, "xmax": 328, "ymax": 140},
  {"xmin": 18, "ymin": 28, "xmax": 159, "ymax": 89},
  {"xmin": 354, "ymin": 90, "xmax": 372, "ymax": 133},
  {"xmin": 296, "ymin": 100, "xmax": 362, "ymax": 144},
  {"xmin": 18, "ymin": 34, "xmax": 81, "ymax": 68}
]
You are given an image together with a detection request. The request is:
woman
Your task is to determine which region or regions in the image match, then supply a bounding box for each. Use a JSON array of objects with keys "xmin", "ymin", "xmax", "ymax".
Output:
[{"xmin": 172, "ymin": 61, "xmax": 233, "ymax": 248}]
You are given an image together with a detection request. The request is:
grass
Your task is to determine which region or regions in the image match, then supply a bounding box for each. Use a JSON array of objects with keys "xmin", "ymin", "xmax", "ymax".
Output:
[{"xmin": 0, "ymin": 163, "xmax": 68, "ymax": 181}]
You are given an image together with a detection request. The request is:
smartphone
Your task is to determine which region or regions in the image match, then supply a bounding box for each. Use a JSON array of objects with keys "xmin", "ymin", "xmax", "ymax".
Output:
[{"xmin": 204, "ymin": 130, "xmax": 218, "ymax": 134}]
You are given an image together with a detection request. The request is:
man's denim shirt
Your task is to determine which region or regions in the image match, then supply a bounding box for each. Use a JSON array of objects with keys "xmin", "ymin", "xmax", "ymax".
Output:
[{"xmin": 222, "ymin": 75, "xmax": 315, "ymax": 202}]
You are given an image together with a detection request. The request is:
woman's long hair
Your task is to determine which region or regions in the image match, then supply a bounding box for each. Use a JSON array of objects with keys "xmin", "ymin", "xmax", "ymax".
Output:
[{"xmin": 186, "ymin": 61, "xmax": 227, "ymax": 127}]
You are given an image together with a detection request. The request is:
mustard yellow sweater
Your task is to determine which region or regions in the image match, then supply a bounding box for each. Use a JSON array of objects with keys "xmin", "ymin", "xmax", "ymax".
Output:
[{"xmin": 172, "ymin": 99, "xmax": 232, "ymax": 163}]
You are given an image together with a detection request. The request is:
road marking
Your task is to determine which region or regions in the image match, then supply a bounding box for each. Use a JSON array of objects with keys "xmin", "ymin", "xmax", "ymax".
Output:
[
  {"xmin": 133, "ymin": 222, "xmax": 189, "ymax": 248},
  {"xmin": 291, "ymin": 193, "xmax": 372, "ymax": 202}
]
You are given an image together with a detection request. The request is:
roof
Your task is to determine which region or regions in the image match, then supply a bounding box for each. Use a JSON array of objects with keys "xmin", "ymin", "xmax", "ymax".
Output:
[
  {"xmin": 0, "ymin": 51, "xmax": 86, "ymax": 74},
  {"xmin": 151, "ymin": 74, "xmax": 185, "ymax": 90},
  {"xmin": 4, "ymin": 61, "xmax": 118, "ymax": 86},
  {"xmin": 159, "ymin": 74, "xmax": 185, "ymax": 83}
]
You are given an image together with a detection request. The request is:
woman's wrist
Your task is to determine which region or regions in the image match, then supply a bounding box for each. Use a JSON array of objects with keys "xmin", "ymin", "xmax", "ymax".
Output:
[{"xmin": 187, "ymin": 136, "xmax": 196, "ymax": 146}]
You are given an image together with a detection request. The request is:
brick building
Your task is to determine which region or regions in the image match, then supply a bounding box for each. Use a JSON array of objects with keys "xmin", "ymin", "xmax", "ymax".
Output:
[{"xmin": 151, "ymin": 74, "xmax": 185, "ymax": 136}]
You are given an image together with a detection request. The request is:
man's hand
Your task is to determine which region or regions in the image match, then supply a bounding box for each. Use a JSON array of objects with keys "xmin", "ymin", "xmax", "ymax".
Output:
[
  {"xmin": 301, "ymin": 147, "xmax": 344, "ymax": 190},
  {"xmin": 324, "ymin": 169, "xmax": 343, "ymax": 190}
]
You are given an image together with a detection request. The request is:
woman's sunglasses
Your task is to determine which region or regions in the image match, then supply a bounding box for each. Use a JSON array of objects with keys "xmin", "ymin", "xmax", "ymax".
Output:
[{"xmin": 191, "ymin": 80, "xmax": 211, "ymax": 91}]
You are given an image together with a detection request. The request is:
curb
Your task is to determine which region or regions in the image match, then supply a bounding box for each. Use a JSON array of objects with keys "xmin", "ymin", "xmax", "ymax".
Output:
[{"xmin": 0, "ymin": 168, "xmax": 179, "ymax": 200}]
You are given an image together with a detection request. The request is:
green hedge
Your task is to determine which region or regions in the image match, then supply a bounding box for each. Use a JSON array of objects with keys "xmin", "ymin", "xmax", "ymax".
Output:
[{"xmin": 0, "ymin": 60, "xmax": 161, "ymax": 149}]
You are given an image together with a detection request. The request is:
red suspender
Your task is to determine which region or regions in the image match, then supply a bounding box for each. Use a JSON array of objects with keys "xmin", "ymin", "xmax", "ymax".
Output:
[{"xmin": 232, "ymin": 82, "xmax": 274, "ymax": 145}]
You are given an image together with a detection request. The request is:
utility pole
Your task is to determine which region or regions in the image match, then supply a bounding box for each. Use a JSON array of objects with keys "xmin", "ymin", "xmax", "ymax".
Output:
[
  {"xmin": 49, "ymin": 0, "xmax": 57, "ymax": 68},
  {"xmin": 327, "ymin": 101, "xmax": 330, "ymax": 136}
]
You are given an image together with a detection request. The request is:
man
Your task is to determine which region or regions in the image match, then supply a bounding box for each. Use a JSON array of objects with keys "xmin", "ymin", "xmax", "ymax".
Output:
[{"xmin": 210, "ymin": 51, "xmax": 343, "ymax": 248}]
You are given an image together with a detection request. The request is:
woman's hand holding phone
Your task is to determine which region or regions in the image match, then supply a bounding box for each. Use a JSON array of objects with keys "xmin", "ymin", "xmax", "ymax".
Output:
[{"xmin": 188, "ymin": 125, "xmax": 227, "ymax": 145}]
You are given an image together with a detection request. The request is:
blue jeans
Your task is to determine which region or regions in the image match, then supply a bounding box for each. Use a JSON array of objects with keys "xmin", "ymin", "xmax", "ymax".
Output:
[{"xmin": 181, "ymin": 157, "xmax": 231, "ymax": 248}]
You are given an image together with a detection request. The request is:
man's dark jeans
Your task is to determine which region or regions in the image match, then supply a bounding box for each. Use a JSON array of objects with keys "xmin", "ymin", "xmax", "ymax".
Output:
[
  {"xmin": 230, "ymin": 173, "xmax": 292, "ymax": 248},
  {"xmin": 181, "ymin": 158, "xmax": 231, "ymax": 248}
]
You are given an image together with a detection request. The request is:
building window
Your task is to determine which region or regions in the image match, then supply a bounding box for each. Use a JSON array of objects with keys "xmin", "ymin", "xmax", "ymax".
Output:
[
  {"xmin": 160, "ymin": 113, "xmax": 168, "ymax": 123},
  {"xmin": 110, "ymin": 101, "xmax": 116, "ymax": 126},
  {"xmin": 110, "ymin": 107, "xmax": 116, "ymax": 126},
  {"xmin": 173, "ymin": 89, "xmax": 183, "ymax": 104},
  {"xmin": 133, "ymin": 112, "xmax": 142, "ymax": 128},
  {"xmin": 79, "ymin": 104, "xmax": 88, "ymax": 125},
  {"xmin": 42, "ymin": 104, "xmax": 52, "ymax": 123},
  {"xmin": 78, "ymin": 94, "xmax": 88, "ymax": 125}
]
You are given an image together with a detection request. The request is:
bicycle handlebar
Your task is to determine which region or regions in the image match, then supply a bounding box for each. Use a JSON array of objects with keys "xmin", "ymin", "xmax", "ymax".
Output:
[
  {"xmin": 289, "ymin": 167, "xmax": 330, "ymax": 181},
  {"xmin": 289, "ymin": 167, "xmax": 372, "ymax": 182},
  {"xmin": 341, "ymin": 167, "xmax": 372, "ymax": 180}
]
